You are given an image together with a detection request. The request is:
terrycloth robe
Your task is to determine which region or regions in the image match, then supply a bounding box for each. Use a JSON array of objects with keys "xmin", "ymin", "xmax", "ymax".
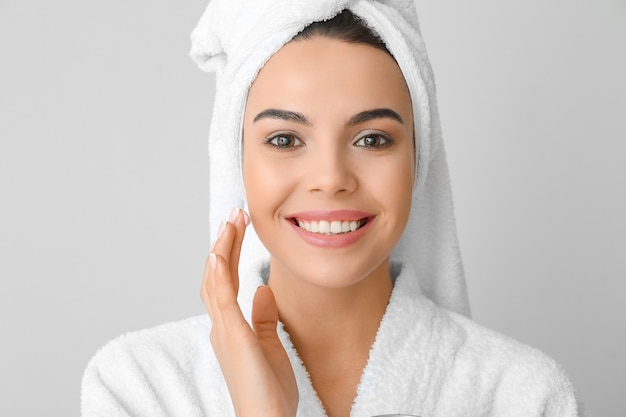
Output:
[
  {"xmin": 82, "ymin": 1, "xmax": 586, "ymax": 415},
  {"xmin": 81, "ymin": 263, "xmax": 584, "ymax": 416}
]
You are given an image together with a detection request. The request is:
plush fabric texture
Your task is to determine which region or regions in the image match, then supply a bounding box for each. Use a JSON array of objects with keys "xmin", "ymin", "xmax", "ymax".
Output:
[
  {"xmin": 190, "ymin": 0, "xmax": 471, "ymax": 317},
  {"xmin": 81, "ymin": 1, "xmax": 588, "ymax": 415},
  {"xmin": 81, "ymin": 264, "xmax": 585, "ymax": 416}
]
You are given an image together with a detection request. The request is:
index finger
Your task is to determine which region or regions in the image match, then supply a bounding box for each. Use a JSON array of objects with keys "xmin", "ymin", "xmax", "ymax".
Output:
[{"xmin": 227, "ymin": 207, "xmax": 249, "ymax": 288}]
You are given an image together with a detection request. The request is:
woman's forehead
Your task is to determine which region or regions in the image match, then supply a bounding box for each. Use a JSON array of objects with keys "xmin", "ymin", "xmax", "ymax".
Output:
[{"xmin": 245, "ymin": 36, "xmax": 412, "ymax": 123}]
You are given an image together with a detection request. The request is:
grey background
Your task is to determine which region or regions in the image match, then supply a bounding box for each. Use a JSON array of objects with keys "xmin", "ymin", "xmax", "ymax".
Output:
[{"xmin": 1, "ymin": 0, "xmax": 624, "ymax": 416}]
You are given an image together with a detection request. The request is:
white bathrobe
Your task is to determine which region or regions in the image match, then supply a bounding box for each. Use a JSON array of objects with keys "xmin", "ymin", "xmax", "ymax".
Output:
[
  {"xmin": 81, "ymin": 263, "xmax": 584, "ymax": 416},
  {"xmin": 81, "ymin": 1, "xmax": 586, "ymax": 415}
]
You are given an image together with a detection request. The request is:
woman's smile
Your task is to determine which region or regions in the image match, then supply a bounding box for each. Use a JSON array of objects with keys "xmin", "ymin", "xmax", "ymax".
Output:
[
  {"xmin": 295, "ymin": 219, "xmax": 364, "ymax": 235},
  {"xmin": 288, "ymin": 210, "xmax": 372, "ymax": 234},
  {"xmin": 285, "ymin": 210, "xmax": 375, "ymax": 248}
]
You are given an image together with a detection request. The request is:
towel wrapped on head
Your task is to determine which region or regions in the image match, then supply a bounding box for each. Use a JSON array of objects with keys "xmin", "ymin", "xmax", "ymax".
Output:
[{"xmin": 190, "ymin": 0, "xmax": 471, "ymax": 317}]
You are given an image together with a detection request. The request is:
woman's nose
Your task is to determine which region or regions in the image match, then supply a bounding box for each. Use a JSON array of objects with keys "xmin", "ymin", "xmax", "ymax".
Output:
[{"xmin": 305, "ymin": 145, "xmax": 357, "ymax": 195}]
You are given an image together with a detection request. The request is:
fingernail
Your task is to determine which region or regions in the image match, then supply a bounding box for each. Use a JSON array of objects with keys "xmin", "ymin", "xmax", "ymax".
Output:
[
  {"xmin": 217, "ymin": 220, "xmax": 225, "ymax": 238},
  {"xmin": 229, "ymin": 207, "xmax": 240, "ymax": 223},
  {"xmin": 243, "ymin": 210, "xmax": 250, "ymax": 226},
  {"xmin": 209, "ymin": 253, "xmax": 217, "ymax": 270},
  {"xmin": 209, "ymin": 240, "xmax": 216, "ymax": 251}
]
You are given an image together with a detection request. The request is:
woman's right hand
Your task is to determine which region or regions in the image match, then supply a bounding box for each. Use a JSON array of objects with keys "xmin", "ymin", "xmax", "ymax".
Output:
[{"xmin": 201, "ymin": 207, "xmax": 299, "ymax": 417}]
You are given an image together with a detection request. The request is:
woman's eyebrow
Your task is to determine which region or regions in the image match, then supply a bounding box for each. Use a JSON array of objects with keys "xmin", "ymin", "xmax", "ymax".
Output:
[
  {"xmin": 347, "ymin": 108, "xmax": 404, "ymax": 126},
  {"xmin": 253, "ymin": 109, "xmax": 312, "ymax": 126},
  {"xmin": 252, "ymin": 108, "xmax": 404, "ymax": 126}
]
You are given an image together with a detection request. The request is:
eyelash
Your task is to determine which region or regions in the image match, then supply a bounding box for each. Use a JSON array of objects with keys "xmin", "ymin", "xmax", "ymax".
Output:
[{"xmin": 263, "ymin": 132, "xmax": 395, "ymax": 150}]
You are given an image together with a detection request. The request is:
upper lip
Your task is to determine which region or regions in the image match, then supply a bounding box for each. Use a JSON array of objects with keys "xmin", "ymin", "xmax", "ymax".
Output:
[{"xmin": 286, "ymin": 210, "xmax": 373, "ymax": 222}]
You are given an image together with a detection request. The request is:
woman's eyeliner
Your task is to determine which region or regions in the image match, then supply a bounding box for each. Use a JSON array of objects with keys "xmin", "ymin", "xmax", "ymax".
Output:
[{"xmin": 264, "ymin": 132, "xmax": 395, "ymax": 150}]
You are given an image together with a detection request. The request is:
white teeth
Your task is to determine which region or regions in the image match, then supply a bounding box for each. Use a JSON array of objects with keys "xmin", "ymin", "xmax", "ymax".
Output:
[{"xmin": 296, "ymin": 218, "xmax": 365, "ymax": 235}]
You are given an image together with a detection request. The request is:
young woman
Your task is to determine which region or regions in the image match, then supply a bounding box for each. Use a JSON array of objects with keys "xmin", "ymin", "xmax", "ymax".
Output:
[{"xmin": 82, "ymin": 2, "xmax": 585, "ymax": 416}]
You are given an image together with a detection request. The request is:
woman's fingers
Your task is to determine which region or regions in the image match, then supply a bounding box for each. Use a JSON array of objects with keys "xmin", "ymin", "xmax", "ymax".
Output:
[
  {"xmin": 252, "ymin": 285, "xmax": 279, "ymax": 341},
  {"xmin": 227, "ymin": 207, "xmax": 249, "ymax": 294},
  {"xmin": 200, "ymin": 219, "xmax": 298, "ymax": 417},
  {"xmin": 201, "ymin": 207, "xmax": 249, "ymax": 321},
  {"xmin": 201, "ymin": 253, "xmax": 216, "ymax": 321},
  {"xmin": 252, "ymin": 286, "xmax": 288, "ymax": 366},
  {"xmin": 212, "ymin": 220, "xmax": 236, "ymax": 270},
  {"xmin": 252, "ymin": 286, "xmax": 300, "ymax": 414}
]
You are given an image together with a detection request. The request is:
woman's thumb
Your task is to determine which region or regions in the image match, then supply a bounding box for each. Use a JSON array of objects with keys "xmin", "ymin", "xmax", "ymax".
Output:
[{"xmin": 251, "ymin": 285, "xmax": 279, "ymax": 341}]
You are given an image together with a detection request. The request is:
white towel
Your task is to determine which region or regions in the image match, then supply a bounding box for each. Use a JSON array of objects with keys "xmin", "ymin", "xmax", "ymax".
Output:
[{"xmin": 190, "ymin": 0, "xmax": 471, "ymax": 318}]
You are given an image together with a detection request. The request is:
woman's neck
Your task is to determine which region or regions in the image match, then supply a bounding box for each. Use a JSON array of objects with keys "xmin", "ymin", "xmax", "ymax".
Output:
[
  {"xmin": 267, "ymin": 258, "xmax": 393, "ymax": 346},
  {"xmin": 267, "ymin": 258, "xmax": 393, "ymax": 367},
  {"xmin": 267, "ymin": 259, "xmax": 393, "ymax": 417}
]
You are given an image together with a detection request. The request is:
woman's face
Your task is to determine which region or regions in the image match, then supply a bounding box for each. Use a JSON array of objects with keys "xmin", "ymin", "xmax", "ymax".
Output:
[{"xmin": 242, "ymin": 36, "xmax": 415, "ymax": 288}]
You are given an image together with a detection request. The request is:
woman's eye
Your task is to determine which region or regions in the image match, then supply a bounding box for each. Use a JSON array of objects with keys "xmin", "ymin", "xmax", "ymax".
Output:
[
  {"xmin": 354, "ymin": 134, "xmax": 393, "ymax": 149},
  {"xmin": 265, "ymin": 134, "xmax": 302, "ymax": 149}
]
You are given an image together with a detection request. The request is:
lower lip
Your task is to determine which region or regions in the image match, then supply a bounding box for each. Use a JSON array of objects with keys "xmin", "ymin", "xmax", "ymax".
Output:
[{"xmin": 288, "ymin": 218, "xmax": 374, "ymax": 248}]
